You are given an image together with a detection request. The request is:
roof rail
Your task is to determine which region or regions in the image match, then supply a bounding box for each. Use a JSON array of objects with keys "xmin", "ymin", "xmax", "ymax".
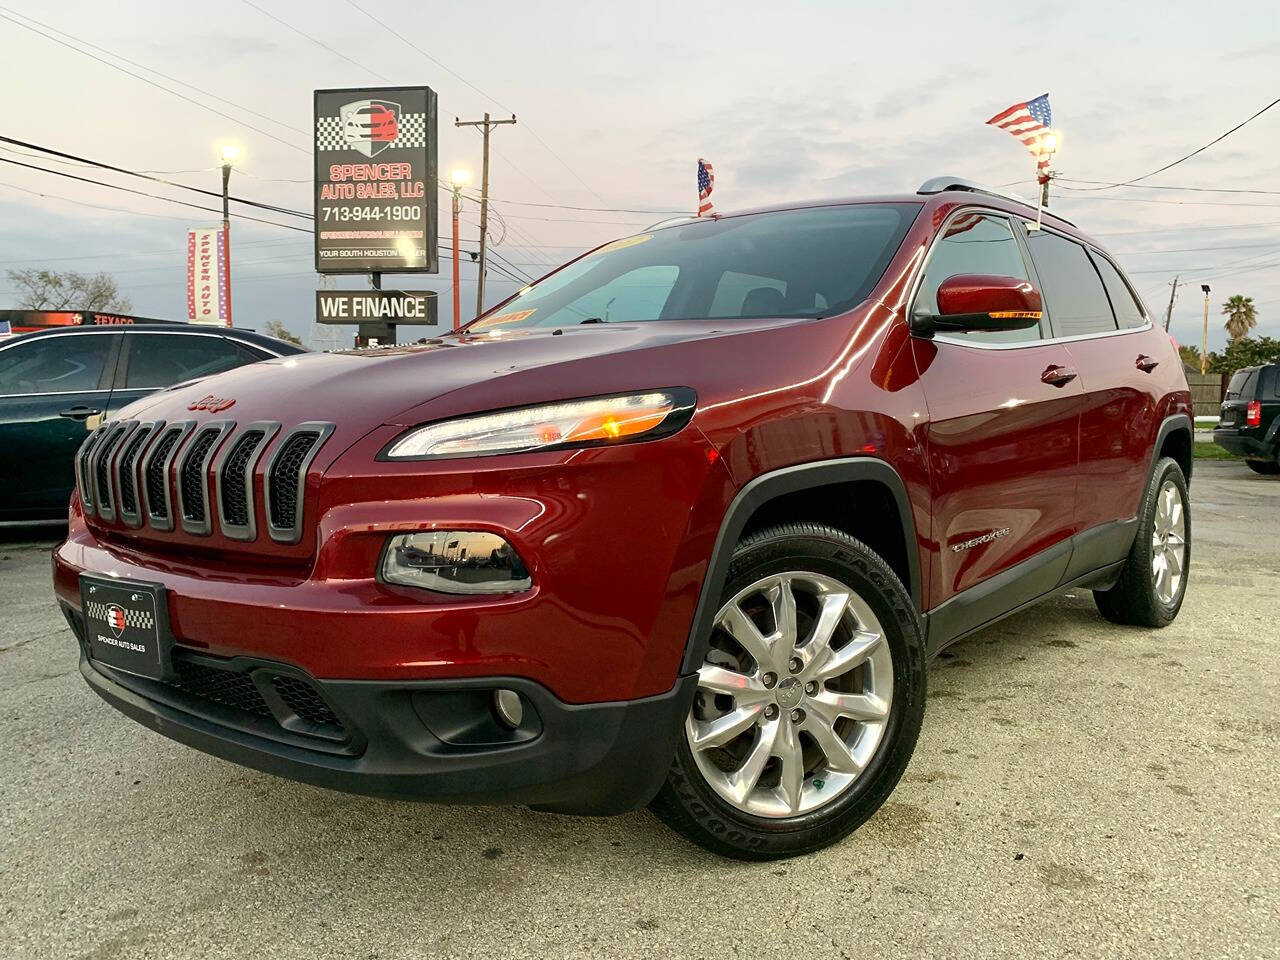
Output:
[{"xmin": 916, "ymin": 176, "xmax": 1075, "ymax": 226}]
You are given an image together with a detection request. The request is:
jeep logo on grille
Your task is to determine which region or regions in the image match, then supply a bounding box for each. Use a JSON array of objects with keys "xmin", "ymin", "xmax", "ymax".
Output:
[{"xmin": 188, "ymin": 394, "xmax": 236, "ymax": 413}]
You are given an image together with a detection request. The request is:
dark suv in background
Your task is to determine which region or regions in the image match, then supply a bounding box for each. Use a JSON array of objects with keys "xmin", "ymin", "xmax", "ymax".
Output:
[
  {"xmin": 0, "ymin": 324, "xmax": 304, "ymax": 525},
  {"xmin": 1213, "ymin": 363, "xmax": 1280, "ymax": 474},
  {"xmin": 53, "ymin": 180, "xmax": 1192, "ymax": 859}
]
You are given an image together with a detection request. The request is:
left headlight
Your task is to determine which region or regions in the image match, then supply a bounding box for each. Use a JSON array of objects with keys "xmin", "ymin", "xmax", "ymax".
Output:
[{"xmin": 382, "ymin": 388, "xmax": 695, "ymax": 460}]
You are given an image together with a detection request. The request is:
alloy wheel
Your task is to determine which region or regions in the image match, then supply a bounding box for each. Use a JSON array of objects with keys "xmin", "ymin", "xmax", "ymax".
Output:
[
  {"xmin": 685, "ymin": 572, "xmax": 893, "ymax": 819},
  {"xmin": 1150, "ymin": 479, "xmax": 1187, "ymax": 605}
]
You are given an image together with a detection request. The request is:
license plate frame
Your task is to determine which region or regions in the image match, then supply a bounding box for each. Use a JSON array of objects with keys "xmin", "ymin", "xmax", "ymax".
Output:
[{"xmin": 79, "ymin": 574, "xmax": 174, "ymax": 681}]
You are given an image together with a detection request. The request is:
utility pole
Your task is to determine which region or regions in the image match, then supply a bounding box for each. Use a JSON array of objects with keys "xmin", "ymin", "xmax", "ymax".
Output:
[
  {"xmin": 455, "ymin": 112, "xmax": 516, "ymax": 318},
  {"xmin": 1163, "ymin": 275, "xmax": 1179, "ymax": 332},
  {"xmin": 1200, "ymin": 284, "xmax": 1211, "ymax": 375}
]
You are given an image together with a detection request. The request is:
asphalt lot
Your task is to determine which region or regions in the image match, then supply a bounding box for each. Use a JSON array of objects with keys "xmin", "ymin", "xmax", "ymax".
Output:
[{"xmin": 1, "ymin": 460, "xmax": 1276, "ymax": 960}]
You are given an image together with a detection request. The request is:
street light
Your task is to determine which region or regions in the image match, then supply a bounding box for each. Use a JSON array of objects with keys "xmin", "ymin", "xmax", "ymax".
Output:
[
  {"xmin": 449, "ymin": 168, "xmax": 470, "ymax": 331},
  {"xmin": 217, "ymin": 143, "xmax": 240, "ymax": 327}
]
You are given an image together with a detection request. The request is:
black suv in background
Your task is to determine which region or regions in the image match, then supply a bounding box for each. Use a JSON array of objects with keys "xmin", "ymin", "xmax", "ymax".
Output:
[
  {"xmin": 1214, "ymin": 363, "xmax": 1280, "ymax": 475},
  {"xmin": 0, "ymin": 324, "xmax": 306, "ymax": 525}
]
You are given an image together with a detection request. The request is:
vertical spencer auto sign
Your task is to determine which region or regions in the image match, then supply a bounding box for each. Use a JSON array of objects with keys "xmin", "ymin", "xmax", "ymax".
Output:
[{"xmin": 314, "ymin": 86, "xmax": 438, "ymax": 274}]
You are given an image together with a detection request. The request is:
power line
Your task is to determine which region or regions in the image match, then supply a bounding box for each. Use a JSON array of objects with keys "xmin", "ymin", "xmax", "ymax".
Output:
[
  {"xmin": 1092, "ymin": 220, "xmax": 1280, "ymax": 238},
  {"xmin": 1055, "ymin": 194, "xmax": 1280, "ymax": 210},
  {"xmin": 0, "ymin": 156, "xmax": 313, "ymax": 232},
  {"xmin": 1058, "ymin": 177, "xmax": 1280, "ymax": 197},
  {"xmin": 241, "ymin": 0, "xmax": 393, "ymax": 82},
  {"xmin": 0, "ymin": 6, "xmax": 309, "ymax": 139},
  {"xmin": 0, "ymin": 9, "xmax": 309, "ymax": 155},
  {"xmin": 1068, "ymin": 96, "xmax": 1280, "ymax": 189},
  {"xmin": 0, "ymin": 137, "xmax": 313, "ymax": 220},
  {"xmin": 342, "ymin": 0, "xmax": 608, "ymax": 205}
]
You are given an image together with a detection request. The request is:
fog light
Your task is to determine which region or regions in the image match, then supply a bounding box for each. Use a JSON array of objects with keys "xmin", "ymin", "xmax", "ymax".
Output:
[
  {"xmin": 492, "ymin": 688, "xmax": 524, "ymax": 729},
  {"xmin": 381, "ymin": 531, "xmax": 532, "ymax": 594}
]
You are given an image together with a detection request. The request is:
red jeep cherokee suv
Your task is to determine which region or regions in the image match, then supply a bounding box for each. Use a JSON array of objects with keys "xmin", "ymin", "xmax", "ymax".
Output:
[{"xmin": 54, "ymin": 179, "xmax": 1193, "ymax": 859}]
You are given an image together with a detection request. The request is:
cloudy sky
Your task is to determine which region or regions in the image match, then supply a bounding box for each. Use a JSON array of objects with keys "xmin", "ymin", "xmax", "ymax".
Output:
[{"xmin": 1, "ymin": 0, "xmax": 1277, "ymax": 351}]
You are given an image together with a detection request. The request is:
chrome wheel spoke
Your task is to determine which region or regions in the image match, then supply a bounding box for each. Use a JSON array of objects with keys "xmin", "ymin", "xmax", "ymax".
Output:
[
  {"xmin": 810, "ymin": 688, "xmax": 889, "ymax": 724},
  {"xmin": 690, "ymin": 704, "xmax": 762, "ymax": 750},
  {"xmin": 726, "ymin": 718, "xmax": 779, "ymax": 804},
  {"xmin": 776, "ymin": 721, "xmax": 805, "ymax": 813},
  {"xmin": 719, "ymin": 604, "xmax": 775, "ymax": 668},
  {"xmin": 766, "ymin": 577, "xmax": 798, "ymax": 648},
  {"xmin": 696, "ymin": 664, "xmax": 770, "ymax": 704},
  {"xmin": 804, "ymin": 713, "xmax": 863, "ymax": 776},
  {"xmin": 813, "ymin": 630, "xmax": 881, "ymax": 682}
]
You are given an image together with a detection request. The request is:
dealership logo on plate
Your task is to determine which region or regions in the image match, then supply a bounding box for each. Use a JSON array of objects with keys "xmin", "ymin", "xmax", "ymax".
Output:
[{"xmin": 105, "ymin": 603, "xmax": 127, "ymax": 637}]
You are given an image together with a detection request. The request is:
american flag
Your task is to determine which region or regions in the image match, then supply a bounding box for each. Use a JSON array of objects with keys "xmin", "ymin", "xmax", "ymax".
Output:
[
  {"xmin": 986, "ymin": 94, "xmax": 1054, "ymax": 172},
  {"xmin": 697, "ymin": 158, "xmax": 714, "ymax": 216}
]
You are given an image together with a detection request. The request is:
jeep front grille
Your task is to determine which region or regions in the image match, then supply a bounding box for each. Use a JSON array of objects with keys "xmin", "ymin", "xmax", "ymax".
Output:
[{"xmin": 95, "ymin": 418, "xmax": 333, "ymax": 543}]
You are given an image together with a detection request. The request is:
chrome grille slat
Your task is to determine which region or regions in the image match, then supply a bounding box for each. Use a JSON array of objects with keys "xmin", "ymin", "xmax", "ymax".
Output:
[
  {"xmin": 176, "ymin": 421, "xmax": 233, "ymax": 536},
  {"xmin": 75, "ymin": 425, "xmax": 108, "ymax": 515},
  {"xmin": 141, "ymin": 421, "xmax": 194, "ymax": 532},
  {"xmin": 263, "ymin": 422, "xmax": 335, "ymax": 544},
  {"xmin": 90, "ymin": 421, "xmax": 136, "ymax": 523},
  {"xmin": 213, "ymin": 421, "xmax": 280, "ymax": 542},
  {"xmin": 115, "ymin": 421, "xmax": 163, "ymax": 527}
]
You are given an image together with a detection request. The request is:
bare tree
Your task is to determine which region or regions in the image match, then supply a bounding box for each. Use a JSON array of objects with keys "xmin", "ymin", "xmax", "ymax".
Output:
[
  {"xmin": 263, "ymin": 319, "xmax": 304, "ymax": 346},
  {"xmin": 6, "ymin": 269, "xmax": 132, "ymax": 312}
]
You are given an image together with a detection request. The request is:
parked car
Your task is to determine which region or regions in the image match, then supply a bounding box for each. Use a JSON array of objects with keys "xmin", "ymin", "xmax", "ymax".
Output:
[
  {"xmin": 52, "ymin": 180, "xmax": 1193, "ymax": 860},
  {"xmin": 0, "ymin": 324, "xmax": 304, "ymax": 525},
  {"xmin": 1213, "ymin": 363, "xmax": 1279, "ymax": 474}
]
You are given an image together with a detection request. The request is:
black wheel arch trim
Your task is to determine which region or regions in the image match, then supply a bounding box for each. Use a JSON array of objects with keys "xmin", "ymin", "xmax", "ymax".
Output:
[
  {"xmin": 680, "ymin": 457, "xmax": 922, "ymax": 675},
  {"xmin": 1151, "ymin": 412, "xmax": 1194, "ymax": 486}
]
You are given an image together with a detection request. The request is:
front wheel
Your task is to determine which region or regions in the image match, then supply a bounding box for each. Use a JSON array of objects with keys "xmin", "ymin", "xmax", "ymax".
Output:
[
  {"xmin": 1094, "ymin": 457, "xmax": 1190, "ymax": 627},
  {"xmin": 650, "ymin": 523, "xmax": 926, "ymax": 860}
]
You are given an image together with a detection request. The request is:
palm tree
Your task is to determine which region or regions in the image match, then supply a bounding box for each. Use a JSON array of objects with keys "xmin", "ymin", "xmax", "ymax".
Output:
[{"xmin": 1222, "ymin": 295, "xmax": 1258, "ymax": 341}]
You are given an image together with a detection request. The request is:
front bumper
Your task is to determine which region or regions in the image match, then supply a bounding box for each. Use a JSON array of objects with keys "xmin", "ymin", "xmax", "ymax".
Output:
[
  {"xmin": 1213, "ymin": 428, "xmax": 1272, "ymax": 460},
  {"xmin": 72, "ymin": 630, "xmax": 696, "ymax": 814}
]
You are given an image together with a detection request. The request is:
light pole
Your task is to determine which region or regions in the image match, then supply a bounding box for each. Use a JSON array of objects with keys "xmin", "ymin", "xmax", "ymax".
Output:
[
  {"xmin": 217, "ymin": 143, "xmax": 240, "ymax": 328},
  {"xmin": 449, "ymin": 168, "xmax": 469, "ymax": 331},
  {"xmin": 1200, "ymin": 284, "xmax": 1211, "ymax": 375}
]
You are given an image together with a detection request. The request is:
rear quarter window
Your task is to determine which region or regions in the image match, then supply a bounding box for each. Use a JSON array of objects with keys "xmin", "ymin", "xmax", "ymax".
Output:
[
  {"xmin": 1225, "ymin": 369, "xmax": 1258, "ymax": 400},
  {"xmin": 1024, "ymin": 230, "xmax": 1119, "ymax": 338},
  {"xmin": 1091, "ymin": 253, "xmax": 1148, "ymax": 329}
]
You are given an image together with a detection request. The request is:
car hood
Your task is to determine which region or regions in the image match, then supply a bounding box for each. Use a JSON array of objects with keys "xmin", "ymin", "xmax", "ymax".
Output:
[{"xmin": 121, "ymin": 316, "xmax": 824, "ymax": 432}]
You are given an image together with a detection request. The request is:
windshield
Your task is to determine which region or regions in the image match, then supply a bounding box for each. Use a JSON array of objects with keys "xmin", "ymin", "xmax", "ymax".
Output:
[{"xmin": 471, "ymin": 203, "xmax": 919, "ymax": 331}]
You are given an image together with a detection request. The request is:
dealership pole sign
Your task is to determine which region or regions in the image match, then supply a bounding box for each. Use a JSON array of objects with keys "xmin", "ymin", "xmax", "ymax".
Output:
[
  {"xmin": 186, "ymin": 226, "xmax": 229, "ymax": 326},
  {"xmin": 314, "ymin": 86, "xmax": 438, "ymax": 275}
]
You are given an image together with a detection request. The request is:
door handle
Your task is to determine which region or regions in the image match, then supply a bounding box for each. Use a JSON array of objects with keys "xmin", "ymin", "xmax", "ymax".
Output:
[
  {"xmin": 1040, "ymin": 365, "xmax": 1078, "ymax": 387},
  {"xmin": 58, "ymin": 405, "xmax": 102, "ymax": 421},
  {"xmin": 1135, "ymin": 355, "xmax": 1160, "ymax": 372}
]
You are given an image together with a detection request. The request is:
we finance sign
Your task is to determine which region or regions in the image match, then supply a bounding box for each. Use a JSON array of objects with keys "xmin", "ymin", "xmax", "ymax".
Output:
[{"xmin": 315, "ymin": 290, "xmax": 438, "ymax": 325}]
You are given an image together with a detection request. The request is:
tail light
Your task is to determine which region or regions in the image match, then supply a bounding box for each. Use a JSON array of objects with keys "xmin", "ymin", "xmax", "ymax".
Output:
[{"xmin": 1246, "ymin": 401, "xmax": 1262, "ymax": 427}]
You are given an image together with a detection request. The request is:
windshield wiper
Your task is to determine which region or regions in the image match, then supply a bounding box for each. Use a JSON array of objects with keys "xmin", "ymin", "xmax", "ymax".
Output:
[{"xmin": 579, "ymin": 317, "xmax": 606, "ymax": 324}]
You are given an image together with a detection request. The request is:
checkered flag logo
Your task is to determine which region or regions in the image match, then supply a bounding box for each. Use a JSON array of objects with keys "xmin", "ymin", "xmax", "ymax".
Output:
[
  {"xmin": 315, "ymin": 110, "xmax": 427, "ymax": 154},
  {"xmin": 87, "ymin": 600, "xmax": 154, "ymax": 636}
]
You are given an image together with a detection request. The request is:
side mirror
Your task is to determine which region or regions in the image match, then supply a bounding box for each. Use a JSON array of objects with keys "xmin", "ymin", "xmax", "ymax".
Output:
[{"xmin": 911, "ymin": 274, "xmax": 1043, "ymax": 337}]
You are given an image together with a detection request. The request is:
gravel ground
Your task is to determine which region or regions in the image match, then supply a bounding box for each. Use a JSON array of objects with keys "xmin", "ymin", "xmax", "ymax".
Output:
[{"xmin": 1, "ymin": 459, "xmax": 1276, "ymax": 960}]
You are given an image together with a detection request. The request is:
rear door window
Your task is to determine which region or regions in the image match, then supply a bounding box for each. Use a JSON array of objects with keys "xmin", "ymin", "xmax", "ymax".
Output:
[
  {"xmin": 0, "ymin": 333, "xmax": 115, "ymax": 395},
  {"xmin": 916, "ymin": 212, "xmax": 1041, "ymax": 344},
  {"xmin": 1091, "ymin": 254, "xmax": 1147, "ymax": 329},
  {"xmin": 1024, "ymin": 230, "xmax": 1118, "ymax": 337},
  {"xmin": 123, "ymin": 333, "xmax": 254, "ymax": 390}
]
